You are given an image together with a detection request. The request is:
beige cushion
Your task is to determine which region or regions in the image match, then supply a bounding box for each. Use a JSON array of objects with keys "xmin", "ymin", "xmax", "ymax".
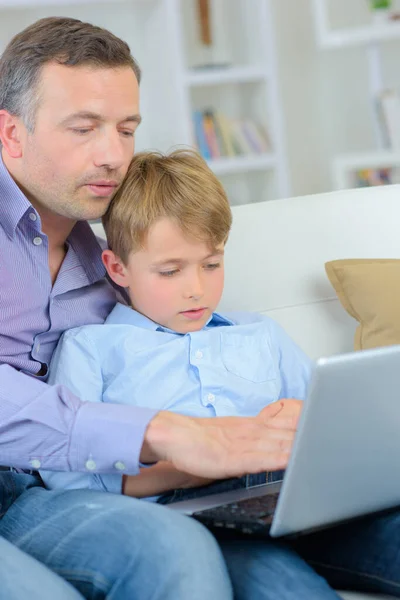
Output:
[{"xmin": 325, "ymin": 259, "xmax": 400, "ymax": 351}]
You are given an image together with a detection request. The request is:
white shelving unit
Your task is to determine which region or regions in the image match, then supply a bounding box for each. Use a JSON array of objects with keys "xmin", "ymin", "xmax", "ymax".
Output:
[
  {"xmin": 0, "ymin": 0, "xmax": 290, "ymax": 206},
  {"xmin": 312, "ymin": 0, "xmax": 400, "ymax": 49},
  {"xmin": 312, "ymin": 0, "xmax": 400, "ymax": 190},
  {"xmin": 165, "ymin": 0, "xmax": 290, "ymax": 206},
  {"xmin": 332, "ymin": 151, "xmax": 400, "ymax": 189}
]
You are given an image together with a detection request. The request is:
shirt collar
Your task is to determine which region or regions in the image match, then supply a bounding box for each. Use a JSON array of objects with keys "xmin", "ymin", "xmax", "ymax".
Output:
[
  {"xmin": 206, "ymin": 312, "xmax": 234, "ymax": 327},
  {"xmin": 105, "ymin": 303, "xmax": 234, "ymax": 330},
  {"xmin": 0, "ymin": 153, "xmax": 106, "ymax": 283},
  {"xmin": 0, "ymin": 152, "xmax": 32, "ymax": 238},
  {"xmin": 67, "ymin": 221, "xmax": 106, "ymax": 284}
]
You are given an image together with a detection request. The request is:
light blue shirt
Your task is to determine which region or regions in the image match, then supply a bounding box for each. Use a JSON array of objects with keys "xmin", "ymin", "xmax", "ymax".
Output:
[{"xmin": 41, "ymin": 303, "xmax": 313, "ymax": 494}]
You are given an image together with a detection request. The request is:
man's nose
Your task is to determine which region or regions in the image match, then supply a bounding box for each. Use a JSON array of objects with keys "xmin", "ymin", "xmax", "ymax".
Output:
[{"xmin": 93, "ymin": 131, "xmax": 128, "ymax": 171}]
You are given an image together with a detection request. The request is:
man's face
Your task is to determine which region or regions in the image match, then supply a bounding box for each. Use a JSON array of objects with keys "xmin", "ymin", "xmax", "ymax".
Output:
[
  {"xmin": 16, "ymin": 62, "xmax": 140, "ymax": 222},
  {"xmin": 110, "ymin": 218, "xmax": 225, "ymax": 334}
]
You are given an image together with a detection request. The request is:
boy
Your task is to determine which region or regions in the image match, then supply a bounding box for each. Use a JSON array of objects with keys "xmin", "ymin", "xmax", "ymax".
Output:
[{"xmin": 41, "ymin": 149, "xmax": 312, "ymax": 500}]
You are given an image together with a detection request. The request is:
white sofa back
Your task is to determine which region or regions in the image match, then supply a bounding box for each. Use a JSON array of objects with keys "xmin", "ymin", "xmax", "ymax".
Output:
[
  {"xmin": 220, "ymin": 185, "xmax": 400, "ymax": 359},
  {"xmin": 91, "ymin": 184, "xmax": 400, "ymax": 360}
]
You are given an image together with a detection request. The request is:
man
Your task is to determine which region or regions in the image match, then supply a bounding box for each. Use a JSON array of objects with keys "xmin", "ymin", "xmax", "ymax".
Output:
[
  {"xmin": 3, "ymin": 16, "xmax": 398, "ymax": 600},
  {"xmin": 0, "ymin": 16, "xmax": 299, "ymax": 599}
]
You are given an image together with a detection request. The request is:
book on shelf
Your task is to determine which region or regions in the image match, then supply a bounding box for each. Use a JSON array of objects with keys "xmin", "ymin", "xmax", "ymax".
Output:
[
  {"xmin": 192, "ymin": 110, "xmax": 211, "ymax": 160},
  {"xmin": 353, "ymin": 166, "xmax": 400, "ymax": 187},
  {"xmin": 192, "ymin": 108, "xmax": 271, "ymax": 160}
]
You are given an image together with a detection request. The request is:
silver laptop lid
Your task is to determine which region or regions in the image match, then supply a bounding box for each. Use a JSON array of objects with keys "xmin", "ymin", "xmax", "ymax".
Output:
[{"xmin": 271, "ymin": 344, "xmax": 400, "ymax": 537}]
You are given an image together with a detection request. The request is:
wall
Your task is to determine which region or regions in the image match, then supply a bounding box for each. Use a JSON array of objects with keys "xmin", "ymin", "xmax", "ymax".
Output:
[
  {"xmin": 1, "ymin": 0, "xmax": 400, "ymax": 198},
  {"xmin": 273, "ymin": 0, "xmax": 400, "ymax": 195}
]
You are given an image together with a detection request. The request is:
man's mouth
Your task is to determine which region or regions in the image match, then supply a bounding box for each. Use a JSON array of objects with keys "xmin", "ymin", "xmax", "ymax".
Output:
[{"xmin": 86, "ymin": 180, "xmax": 119, "ymax": 197}]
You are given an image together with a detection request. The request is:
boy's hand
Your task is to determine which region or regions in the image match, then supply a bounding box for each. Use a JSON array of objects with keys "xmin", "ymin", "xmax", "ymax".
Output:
[
  {"xmin": 140, "ymin": 407, "xmax": 296, "ymax": 480},
  {"xmin": 123, "ymin": 462, "xmax": 214, "ymax": 498}
]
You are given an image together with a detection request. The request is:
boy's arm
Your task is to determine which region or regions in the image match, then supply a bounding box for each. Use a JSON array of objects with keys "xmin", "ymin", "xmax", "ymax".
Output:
[
  {"xmin": 41, "ymin": 329, "xmax": 124, "ymax": 494},
  {"xmin": 123, "ymin": 462, "xmax": 214, "ymax": 498},
  {"xmin": 267, "ymin": 318, "xmax": 313, "ymax": 400}
]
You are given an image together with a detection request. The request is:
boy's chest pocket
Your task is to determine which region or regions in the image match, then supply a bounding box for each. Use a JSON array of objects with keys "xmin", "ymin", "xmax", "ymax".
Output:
[{"xmin": 220, "ymin": 332, "xmax": 276, "ymax": 383}]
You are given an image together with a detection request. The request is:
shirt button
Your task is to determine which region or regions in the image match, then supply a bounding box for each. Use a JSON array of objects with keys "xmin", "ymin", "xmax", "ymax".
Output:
[
  {"xmin": 85, "ymin": 459, "xmax": 97, "ymax": 471},
  {"xmin": 195, "ymin": 350, "xmax": 203, "ymax": 360},
  {"xmin": 114, "ymin": 461, "xmax": 126, "ymax": 471},
  {"xmin": 33, "ymin": 236, "xmax": 42, "ymax": 246},
  {"xmin": 29, "ymin": 212, "xmax": 37, "ymax": 221},
  {"xmin": 206, "ymin": 393, "xmax": 215, "ymax": 404},
  {"xmin": 30, "ymin": 459, "xmax": 41, "ymax": 469}
]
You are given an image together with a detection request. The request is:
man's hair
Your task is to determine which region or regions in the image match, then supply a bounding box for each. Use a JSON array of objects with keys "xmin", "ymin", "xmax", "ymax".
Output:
[
  {"xmin": 102, "ymin": 149, "xmax": 232, "ymax": 263},
  {"xmin": 0, "ymin": 17, "xmax": 141, "ymax": 132}
]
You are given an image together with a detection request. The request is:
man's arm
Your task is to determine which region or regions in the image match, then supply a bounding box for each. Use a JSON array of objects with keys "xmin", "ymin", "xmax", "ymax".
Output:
[
  {"xmin": 0, "ymin": 363, "xmax": 155, "ymax": 474},
  {"xmin": 1, "ymin": 362, "xmax": 297, "ymax": 479}
]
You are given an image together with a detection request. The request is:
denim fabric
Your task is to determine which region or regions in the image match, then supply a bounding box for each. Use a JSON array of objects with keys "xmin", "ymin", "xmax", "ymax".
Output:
[
  {"xmin": 217, "ymin": 508, "xmax": 400, "ymax": 599},
  {"xmin": 4, "ymin": 472, "xmax": 400, "ymax": 599},
  {"xmin": 157, "ymin": 470, "xmax": 285, "ymax": 505},
  {"xmin": 0, "ymin": 472, "xmax": 233, "ymax": 599},
  {"xmin": 0, "ymin": 471, "xmax": 42, "ymax": 518},
  {"xmin": 159, "ymin": 467, "xmax": 400, "ymax": 598},
  {"xmin": 0, "ymin": 535, "xmax": 83, "ymax": 599}
]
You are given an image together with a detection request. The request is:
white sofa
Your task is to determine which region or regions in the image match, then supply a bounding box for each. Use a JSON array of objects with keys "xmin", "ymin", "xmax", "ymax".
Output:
[
  {"xmin": 92, "ymin": 184, "xmax": 400, "ymax": 599},
  {"xmin": 219, "ymin": 184, "xmax": 400, "ymax": 600}
]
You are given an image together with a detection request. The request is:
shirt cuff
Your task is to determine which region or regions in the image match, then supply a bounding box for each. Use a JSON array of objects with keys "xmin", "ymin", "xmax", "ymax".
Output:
[{"xmin": 70, "ymin": 402, "xmax": 158, "ymax": 475}]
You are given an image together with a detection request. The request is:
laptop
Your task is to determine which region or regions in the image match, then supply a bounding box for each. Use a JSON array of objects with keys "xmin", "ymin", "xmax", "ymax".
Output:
[{"xmin": 168, "ymin": 345, "xmax": 400, "ymax": 538}]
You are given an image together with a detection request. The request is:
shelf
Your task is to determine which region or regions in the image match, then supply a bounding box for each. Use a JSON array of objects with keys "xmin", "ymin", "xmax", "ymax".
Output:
[
  {"xmin": 0, "ymin": 0, "xmax": 145, "ymax": 6},
  {"xmin": 207, "ymin": 153, "xmax": 276, "ymax": 176},
  {"xmin": 334, "ymin": 151, "xmax": 400, "ymax": 169},
  {"xmin": 318, "ymin": 22, "xmax": 400, "ymax": 49},
  {"xmin": 332, "ymin": 151, "xmax": 400, "ymax": 189},
  {"xmin": 185, "ymin": 66, "xmax": 268, "ymax": 87}
]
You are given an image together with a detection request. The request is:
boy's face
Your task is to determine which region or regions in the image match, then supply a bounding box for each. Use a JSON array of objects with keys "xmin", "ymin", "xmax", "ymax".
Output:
[{"xmin": 105, "ymin": 218, "xmax": 225, "ymax": 333}]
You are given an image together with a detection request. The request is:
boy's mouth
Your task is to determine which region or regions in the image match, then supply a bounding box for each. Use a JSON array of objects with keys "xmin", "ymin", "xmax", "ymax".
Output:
[{"xmin": 180, "ymin": 308, "xmax": 207, "ymax": 320}]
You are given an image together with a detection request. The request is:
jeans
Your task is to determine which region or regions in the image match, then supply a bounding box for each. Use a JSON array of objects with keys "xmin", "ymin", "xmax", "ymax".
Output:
[
  {"xmin": 3, "ymin": 472, "xmax": 400, "ymax": 599},
  {"xmin": 159, "ymin": 470, "xmax": 400, "ymax": 598},
  {"xmin": 216, "ymin": 508, "xmax": 400, "ymax": 599},
  {"xmin": 0, "ymin": 472, "xmax": 232, "ymax": 599}
]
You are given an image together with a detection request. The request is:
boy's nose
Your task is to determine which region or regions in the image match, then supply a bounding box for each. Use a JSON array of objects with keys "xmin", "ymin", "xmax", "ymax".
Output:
[{"xmin": 183, "ymin": 276, "xmax": 204, "ymax": 300}]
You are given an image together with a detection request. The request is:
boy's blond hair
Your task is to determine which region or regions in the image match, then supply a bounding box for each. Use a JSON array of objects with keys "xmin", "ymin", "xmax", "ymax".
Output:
[{"xmin": 102, "ymin": 149, "xmax": 232, "ymax": 263}]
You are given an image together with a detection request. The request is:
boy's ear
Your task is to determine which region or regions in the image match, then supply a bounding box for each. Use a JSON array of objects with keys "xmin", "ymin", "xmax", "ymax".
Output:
[{"xmin": 102, "ymin": 249, "xmax": 129, "ymax": 287}]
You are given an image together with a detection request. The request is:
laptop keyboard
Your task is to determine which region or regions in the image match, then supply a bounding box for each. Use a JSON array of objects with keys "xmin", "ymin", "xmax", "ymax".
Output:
[{"xmin": 192, "ymin": 492, "xmax": 279, "ymax": 534}]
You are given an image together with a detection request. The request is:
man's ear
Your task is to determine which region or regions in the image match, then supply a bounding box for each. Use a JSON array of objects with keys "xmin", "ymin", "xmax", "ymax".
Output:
[
  {"xmin": 102, "ymin": 249, "xmax": 129, "ymax": 287},
  {"xmin": 0, "ymin": 110, "xmax": 24, "ymax": 158}
]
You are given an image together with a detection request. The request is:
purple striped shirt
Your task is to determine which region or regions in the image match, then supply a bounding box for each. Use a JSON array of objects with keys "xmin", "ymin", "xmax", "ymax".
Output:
[{"xmin": 0, "ymin": 153, "xmax": 156, "ymax": 474}]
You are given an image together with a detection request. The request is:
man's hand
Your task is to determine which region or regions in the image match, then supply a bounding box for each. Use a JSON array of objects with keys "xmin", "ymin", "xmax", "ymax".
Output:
[
  {"xmin": 259, "ymin": 399, "xmax": 303, "ymax": 431},
  {"xmin": 140, "ymin": 401, "xmax": 300, "ymax": 480}
]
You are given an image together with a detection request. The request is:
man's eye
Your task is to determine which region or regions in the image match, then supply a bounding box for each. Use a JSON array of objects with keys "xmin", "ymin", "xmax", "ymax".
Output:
[
  {"xmin": 120, "ymin": 130, "xmax": 135, "ymax": 137},
  {"xmin": 72, "ymin": 128, "xmax": 91, "ymax": 135},
  {"xmin": 159, "ymin": 270, "xmax": 179, "ymax": 277},
  {"xmin": 204, "ymin": 263, "xmax": 220, "ymax": 270}
]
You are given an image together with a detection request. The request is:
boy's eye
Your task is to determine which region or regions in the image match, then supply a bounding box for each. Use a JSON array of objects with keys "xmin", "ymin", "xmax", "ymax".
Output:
[
  {"xmin": 204, "ymin": 263, "xmax": 220, "ymax": 270},
  {"xmin": 159, "ymin": 269, "xmax": 179, "ymax": 277}
]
